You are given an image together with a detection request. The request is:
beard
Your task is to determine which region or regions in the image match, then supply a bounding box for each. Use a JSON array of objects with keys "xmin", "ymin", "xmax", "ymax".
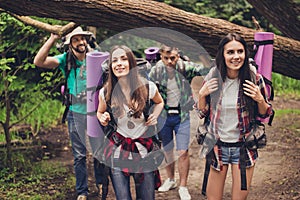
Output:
[{"xmin": 72, "ymin": 44, "xmax": 87, "ymax": 53}]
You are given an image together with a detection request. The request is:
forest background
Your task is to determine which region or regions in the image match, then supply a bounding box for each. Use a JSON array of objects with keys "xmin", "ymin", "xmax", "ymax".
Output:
[{"xmin": 0, "ymin": 0, "xmax": 299, "ymax": 199}]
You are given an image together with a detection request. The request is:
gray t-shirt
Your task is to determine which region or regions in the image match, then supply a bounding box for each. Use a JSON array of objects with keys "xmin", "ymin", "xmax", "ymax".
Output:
[
  {"xmin": 166, "ymin": 77, "xmax": 180, "ymax": 107},
  {"xmin": 218, "ymin": 77, "xmax": 240, "ymax": 143}
]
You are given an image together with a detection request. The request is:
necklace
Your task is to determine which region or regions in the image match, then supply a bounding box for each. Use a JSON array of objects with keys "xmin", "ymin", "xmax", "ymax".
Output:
[{"xmin": 127, "ymin": 109, "xmax": 135, "ymax": 129}]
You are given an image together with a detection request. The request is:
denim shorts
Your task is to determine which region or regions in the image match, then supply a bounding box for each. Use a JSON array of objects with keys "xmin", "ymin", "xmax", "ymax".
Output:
[
  {"xmin": 221, "ymin": 146, "xmax": 240, "ymax": 165},
  {"xmin": 158, "ymin": 114, "xmax": 190, "ymax": 151}
]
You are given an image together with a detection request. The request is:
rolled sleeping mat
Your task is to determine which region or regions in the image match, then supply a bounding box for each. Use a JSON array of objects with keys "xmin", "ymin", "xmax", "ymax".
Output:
[
  {"xmin": 254, "ymin": 32, "xmax": 274, "ymax": 124},
  {"xmin": 254, "ymin": 32, "xmax": 274, "ymax": 100},
  {"xmin": 144, "ymin": 47, "xmax": 160, "ymax": 63},
  {"xmin": 86, "ymin": 51, "xmax": 109, "ymax": 137}
]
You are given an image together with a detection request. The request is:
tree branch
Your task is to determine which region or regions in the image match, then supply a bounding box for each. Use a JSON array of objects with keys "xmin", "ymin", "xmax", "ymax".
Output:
[
  {"xmin": 247, "ymin": 0, "xmax": 300, "ymax": 41},
  {"xmin": 252, "ymin": 16, "xmax": 263, "ymax": 31},
  {"xmin": 9, "ymin": 12, "xmax": 78, "ymax": 36},
  {"xmin": 0, "ymin": 0, "xmax": 299, "ymax": 79}
]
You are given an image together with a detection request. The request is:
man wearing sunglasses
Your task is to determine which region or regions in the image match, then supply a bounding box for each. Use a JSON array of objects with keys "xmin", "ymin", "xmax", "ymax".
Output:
[{"xmin": 149, "ymin": 45, "xmax": 207, "ymax": 200}]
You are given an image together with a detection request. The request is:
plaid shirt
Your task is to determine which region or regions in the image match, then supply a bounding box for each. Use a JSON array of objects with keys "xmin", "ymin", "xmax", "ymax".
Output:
[
  {"xmin": 103, "ymin": 131, "xmax": 162, "ymax": 189},
  {"xmin": 149, "ymin": 59, "xmax": 208, "ymax": 122},
  {"xmin": 197, "ymin": 67, "xmax": 273, "ymax": 171}
]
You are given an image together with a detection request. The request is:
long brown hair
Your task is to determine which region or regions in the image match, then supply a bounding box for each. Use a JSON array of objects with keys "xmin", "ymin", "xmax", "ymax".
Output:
[
  {"xmin": 213, "ymin": 33, "xmax": 257, "ymax": 120},
  {"xmin": 104, "ymin": 45, "xmax": 148, "ymax": 118}
]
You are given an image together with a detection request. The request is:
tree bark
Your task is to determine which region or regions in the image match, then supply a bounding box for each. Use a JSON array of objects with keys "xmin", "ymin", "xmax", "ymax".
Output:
[
  {"xmin": 0, "ymin": 0, "xmax": 299, "ymax": 79},
  {"xmin": 247, "ymin": 0, "xmax": 300, "ymax": 41}
]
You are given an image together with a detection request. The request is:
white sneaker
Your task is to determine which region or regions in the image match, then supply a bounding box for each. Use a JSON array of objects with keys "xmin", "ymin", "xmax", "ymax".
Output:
[
  {"xmin": 77, "ymin": 195, "xmax": 87, "ymax": 200},
  {"xmin": 158, "ymin": 178, "xmax": 177, "ymax": 192},
  {"xmin": 178, "ymin": 186, "xmax": 191, "ymax": 200}
]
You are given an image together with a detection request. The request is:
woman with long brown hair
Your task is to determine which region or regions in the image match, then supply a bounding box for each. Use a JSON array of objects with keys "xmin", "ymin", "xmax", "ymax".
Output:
[
  {"xmin": 197, "ymin": 33, "xmax": 273, "ymax": 200},
  {"xmin": 97, "ymin": 45, "xmax": 164, "ymax": 199}
]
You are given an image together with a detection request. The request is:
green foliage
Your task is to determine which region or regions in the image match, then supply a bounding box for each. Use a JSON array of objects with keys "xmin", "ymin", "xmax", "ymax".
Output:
[
  {"xmin": 276, "ymin": 109, "xmax": 300, "ymax": 117},
  {"xmin": 272, "ymin": 73, "xmax": 300, "ymax": 98},
  {"xmin": 0, "ymin": 97, "xmax": 64, "ymax": 140},
  {"xmin": 0, "ymin": 12, "xmax": 63, "ymax": 89},
  {"xmin": 18, "ymin": 98, "xmax": 64, "ymax": 135},
  {"xmin": 157, "ymin": 0, "xmax": 280, "ymax": 33},
  {"xmin": 0, "ymin": 12, "xmax": 65, "ymax": 140}
]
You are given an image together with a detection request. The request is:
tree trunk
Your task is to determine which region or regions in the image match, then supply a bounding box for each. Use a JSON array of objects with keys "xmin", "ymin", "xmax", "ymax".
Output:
[
  {"xmin": 3, "ymin": 125, "xmax": 12, "ymax": 168},
  {"xmin": 3, "ymin": 70, "xmax": 12, "ymax": 167},
  {"xmin": 247, "ymin": 0, "xmax": 300, "ymax": 41},
  {"xmin": 0, "ymin": 0, "xmax": 299, "ymax": 79}
]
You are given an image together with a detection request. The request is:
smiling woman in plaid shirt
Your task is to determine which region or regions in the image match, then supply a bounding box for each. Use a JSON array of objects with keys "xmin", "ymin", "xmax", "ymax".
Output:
[
  {"xmin": 197, "ymin": 33, "xmax": 273, "ymax": 200},
  {"xmin": 97, "ymin": 45, "xmax": 164, "ymax": 200}
]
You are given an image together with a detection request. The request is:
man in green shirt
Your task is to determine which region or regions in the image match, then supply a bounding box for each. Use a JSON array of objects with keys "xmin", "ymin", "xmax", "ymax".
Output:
[{"xmin": 34, "ymin": 27, "xmax": 108, "ymax": 200}]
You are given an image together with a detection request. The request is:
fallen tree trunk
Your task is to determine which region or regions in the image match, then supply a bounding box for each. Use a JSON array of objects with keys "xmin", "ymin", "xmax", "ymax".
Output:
[
  {"xmin": 247, "ymin": 0, "xmax": 300, "ymax": 41},
  {"xmin": 0, "ymin": 0, "xmax": 299, "ymax": 79}
]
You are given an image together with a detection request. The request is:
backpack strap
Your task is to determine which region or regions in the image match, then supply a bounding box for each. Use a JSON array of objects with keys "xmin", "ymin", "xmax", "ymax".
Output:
[
  {"xmin": 102, "ymin": 88, "xmax": 118, "ymax": 138},
  {"xmin": 143, "ymin": 83, "xmax": 161, "ymax": 145},
  {"xmin": 177, "ymin": 58, "xmax": 186, "ymax": 77},
  {"xmin": 61, "ymin": 50, "xmax": 87, "ymax": 123},
  {"xmin": 252, "ymin": 40, "xmax": 274, "ymax": 59},
  {"xmin": 263, "ymin": 77, "xmax": 274, "ymax": 101},
  {"xmin": 201, "ymin": 150, "xmax": 214, "ymax": 195},
  {"xmin": 201, "ymin": 95, "xmax": 211, "ymax": 195},
  {"xmin": 250, "ymin": 58, "xmax": 274, "ymax": 102},
  {"xmin": 103, "ymin": 82, "xmax": 160, "ymax": 147},
  {"xmin": 61, "ymin": 51, "xmax": 72, "ymax": 123}
]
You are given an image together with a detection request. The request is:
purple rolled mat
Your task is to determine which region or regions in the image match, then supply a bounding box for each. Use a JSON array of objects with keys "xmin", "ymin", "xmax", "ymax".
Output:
[
  {"xmin": 254, "ymin": 32, "xmax": 274, "ymax": 100},
  {"xmin": 254, "ymin": 32, "xmax": 274, "ymax": 123},
  {"xmin": 144, "ymin": 47, "xmax": 159, "ymax": 62},
  {"xmin": 86, "ymin": 51, "xmax": 109, "ymax": 137}
]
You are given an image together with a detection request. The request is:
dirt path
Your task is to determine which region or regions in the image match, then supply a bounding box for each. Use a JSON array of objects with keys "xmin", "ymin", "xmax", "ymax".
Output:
[{"xmin": 49, "ymin": 96, "xmax": 300, "ymax": 200}]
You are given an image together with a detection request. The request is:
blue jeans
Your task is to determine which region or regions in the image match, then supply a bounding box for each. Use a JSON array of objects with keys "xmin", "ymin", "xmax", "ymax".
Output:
[
  {"xmin": 111, "ymin": 167, "xmax": 155, "ymax": 200},
  {"xmin": 67, "ymin": 111, "xmax": 107, "ymax": 196},
  {"xmin": 158, "ymin": 114, "xmax": 190, "ymax": 151}
]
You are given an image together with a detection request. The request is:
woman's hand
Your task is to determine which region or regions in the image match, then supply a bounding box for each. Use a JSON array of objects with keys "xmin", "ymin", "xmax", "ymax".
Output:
[
  {"xmin": 145, "ymin": 113, "xmax": 158, "ymax": 126},
  {"xmin": 198, "ymin": 78, "xmax": 218, "ymax": 111},
  {"xmin": 98, "ymin": 111, "xmax": 111, "ymax": 126},
  {"xmin": 198, "ymin": 78, "xmax": 219, "ymax": 98},
  {"xmin": 243, "ymin": 80, "xmax": 264, "ymax": 104}
]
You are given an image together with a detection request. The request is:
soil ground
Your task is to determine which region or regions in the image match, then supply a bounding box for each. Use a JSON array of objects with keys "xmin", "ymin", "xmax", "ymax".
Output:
[{"xmin": 40, "ymin": 96, "xmax": 300, "ymax": 200}]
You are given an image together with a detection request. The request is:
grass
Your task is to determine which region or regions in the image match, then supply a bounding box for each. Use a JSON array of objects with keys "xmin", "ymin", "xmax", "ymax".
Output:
[
  {"xmin": 0, "ymin": 158, "xmax": 74, "ymax": 200},
  {"xmin": 275, "ymin": 109, "xmax": 300, "ymax": 117},
  {"xmin": 0, "ymin": 98, "xmax": 64, "ymax": 143},
  {"xmin": 272, "ymin": 72, "xmax": 300, "ymax": 98},
  {"xmin": 0, "ymin": 97, "xmax": 71, "ymax": 199}
]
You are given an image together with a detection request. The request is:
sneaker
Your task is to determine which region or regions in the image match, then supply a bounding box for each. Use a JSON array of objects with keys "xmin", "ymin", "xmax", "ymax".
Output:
[
  {"xmin": 158, "ymin": 178, "xmax": 177, "ymax": 192},
  {"xmin": 96, "ymin": 183, "xmax": 109, "ymax": 199},
  {"xmin": 178, "ymin": 186, "xmax": 191, "ymax": 200},
  {"xmin": 77, "ymin": 194, "xmax": 87, "ymax": 200},
  {"xmin": 96, "ymin": 184, "xmax": 103, "ymax": 197}
]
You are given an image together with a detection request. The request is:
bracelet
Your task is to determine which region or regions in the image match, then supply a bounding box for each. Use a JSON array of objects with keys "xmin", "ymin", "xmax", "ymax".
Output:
[{"xmin": 195, "ymin": 107, "xmax": 208, "ymax": 119}]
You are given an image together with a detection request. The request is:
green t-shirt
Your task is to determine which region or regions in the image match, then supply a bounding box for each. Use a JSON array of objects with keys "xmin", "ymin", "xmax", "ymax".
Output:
[{"xmin": 55, "ymin": 52, "xmax": 87, "ymax": 114}]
